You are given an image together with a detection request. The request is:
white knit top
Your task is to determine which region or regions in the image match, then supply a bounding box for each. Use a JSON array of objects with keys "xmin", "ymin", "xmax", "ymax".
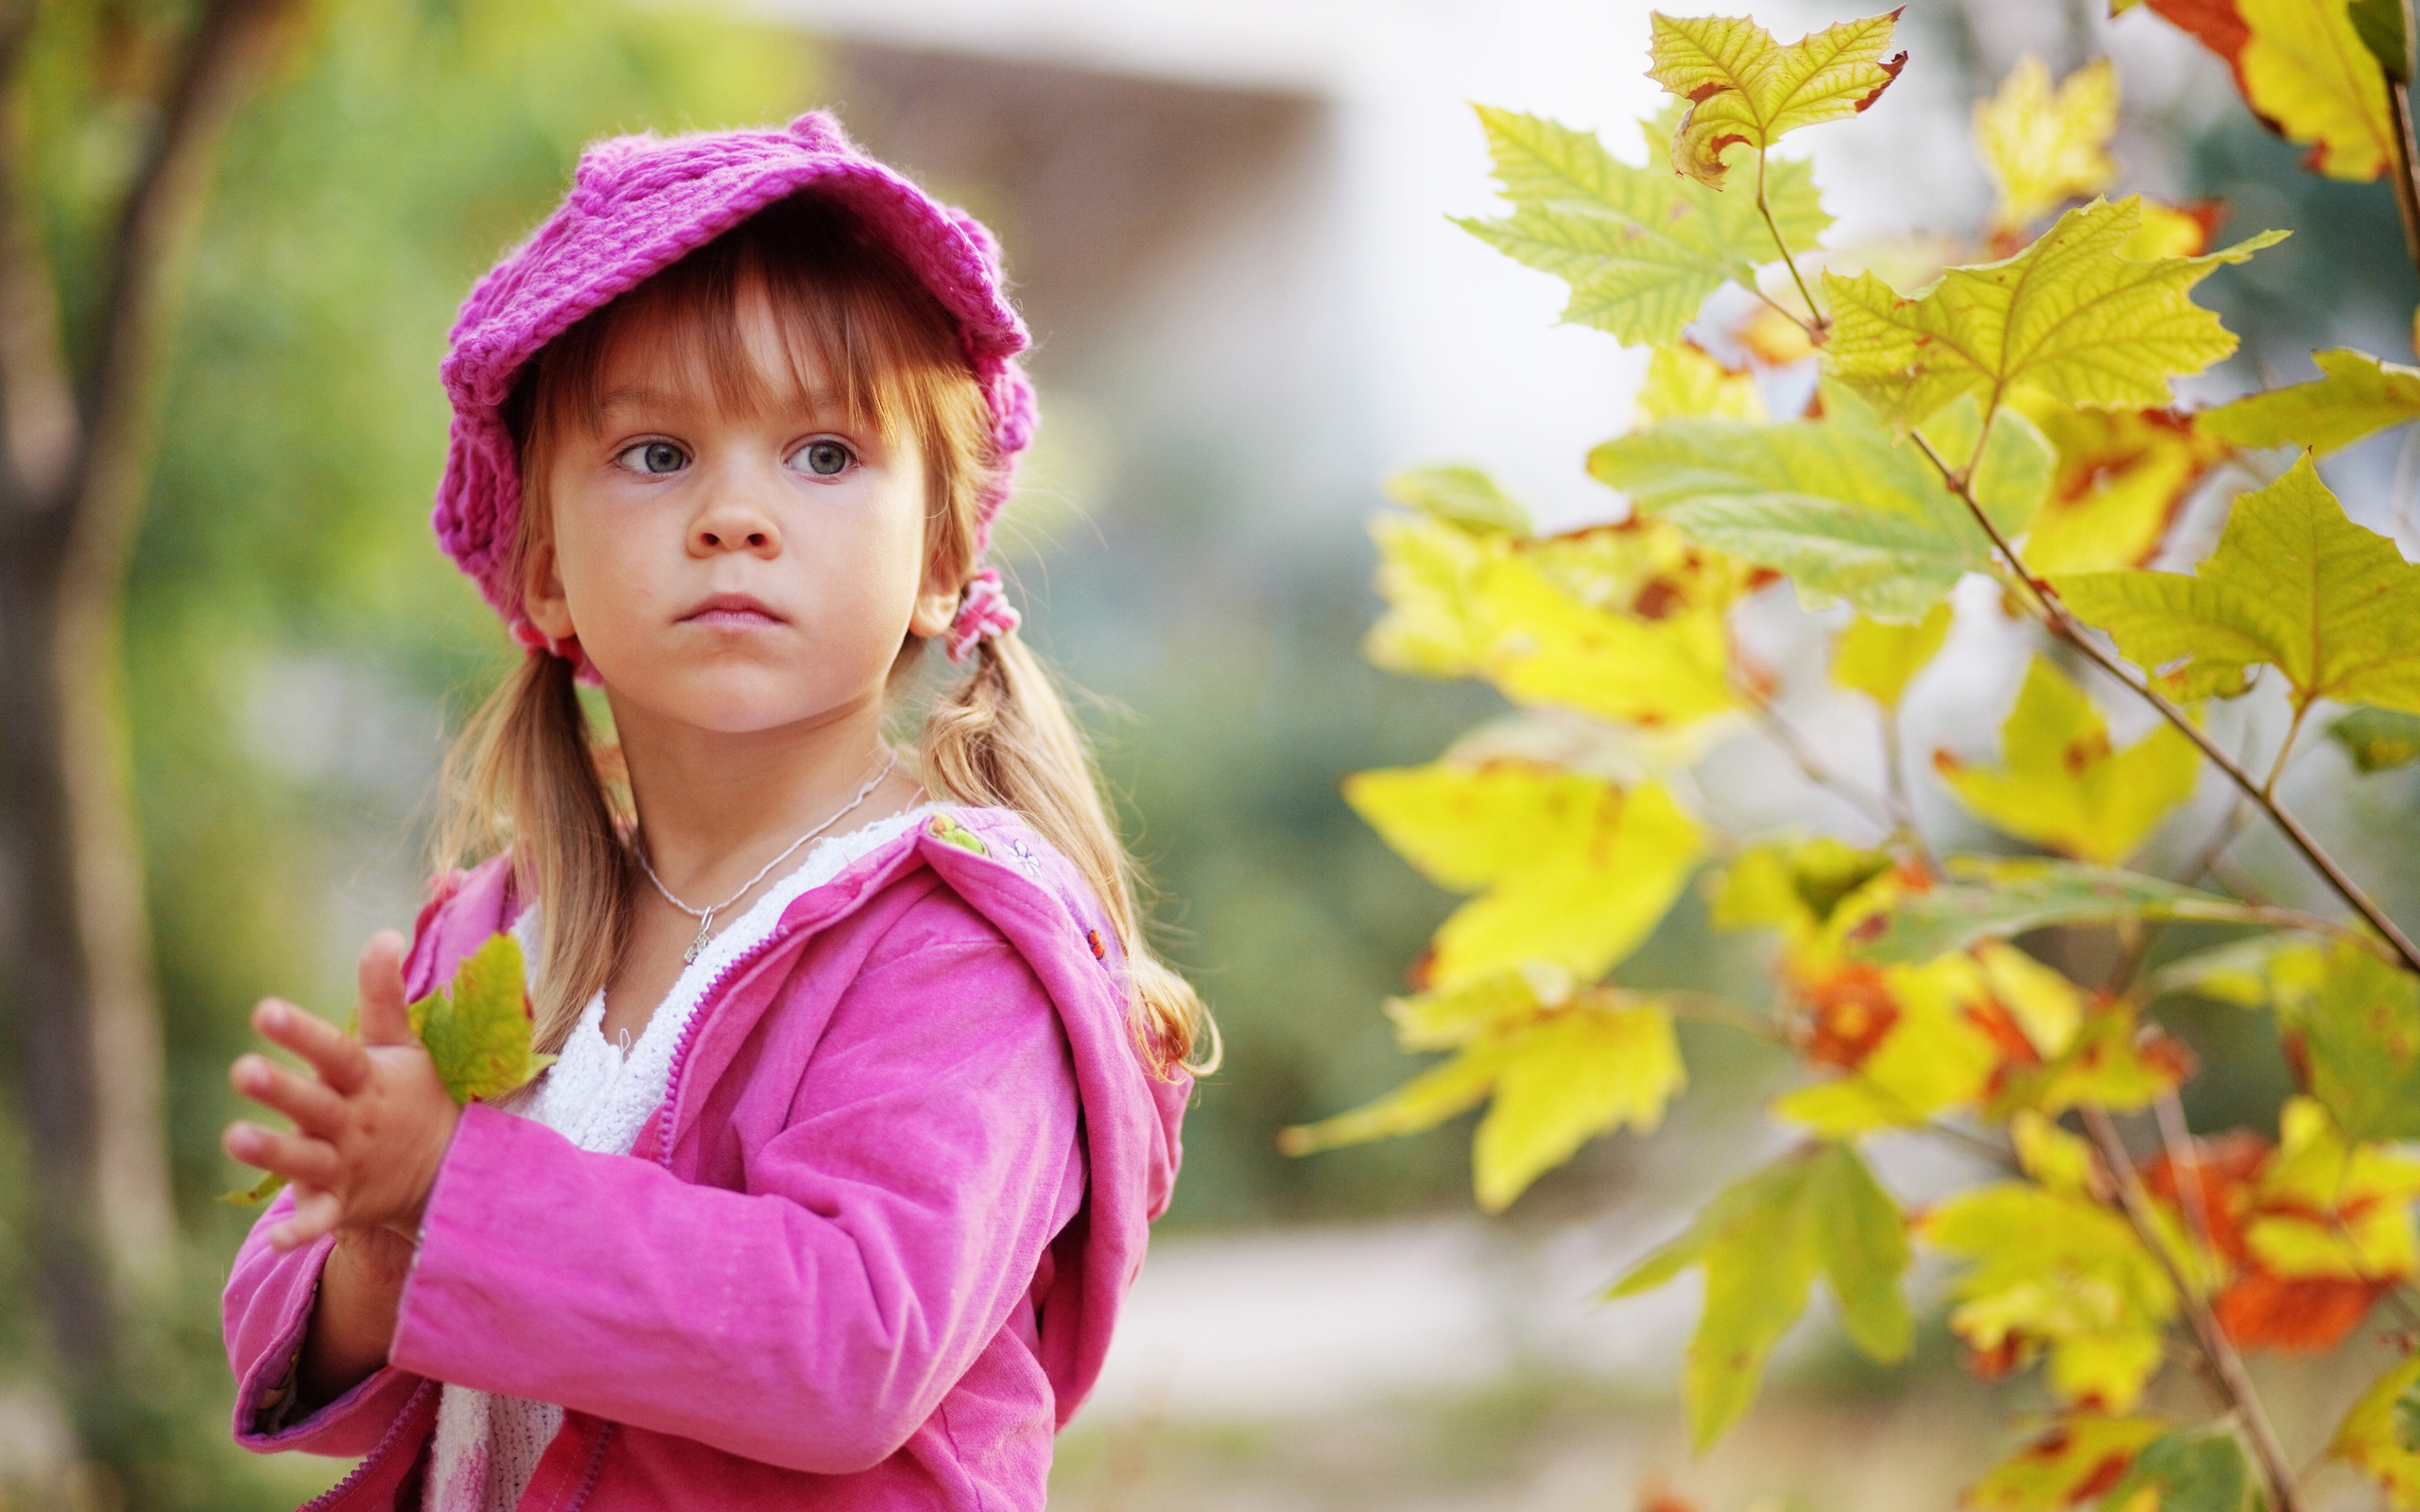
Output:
[{"xmin": 423, "ymin": 806, "xmax": 932, "ymax": 1512}]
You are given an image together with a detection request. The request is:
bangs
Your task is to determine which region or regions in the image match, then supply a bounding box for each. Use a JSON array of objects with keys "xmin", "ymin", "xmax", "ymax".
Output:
[{"xmin": 511, "ymin": 192, "xmax": 979, "ymax": 474}]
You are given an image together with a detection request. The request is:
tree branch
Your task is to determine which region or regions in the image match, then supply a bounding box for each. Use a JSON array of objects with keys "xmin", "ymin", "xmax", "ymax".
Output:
[
  {"xmin": 63, "ymin": 0, "xmax": 300, "ymax": 572},
  {"xmin": 1910, "ymin": 431, "xmax": 2420, "ymax": 976},
  {"xmin": 0, "ymin": 0, "xmax": 74, "ymax": 511},
  {"xmin": 2082, "ymin": 1106, "xmax": 2304, "ymax": 1512}
]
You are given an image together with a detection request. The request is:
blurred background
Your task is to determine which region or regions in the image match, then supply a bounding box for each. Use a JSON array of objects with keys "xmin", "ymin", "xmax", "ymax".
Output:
[{"xmin": 3, "ymin": 0, "xmax": 2417, "ymax": 1507}]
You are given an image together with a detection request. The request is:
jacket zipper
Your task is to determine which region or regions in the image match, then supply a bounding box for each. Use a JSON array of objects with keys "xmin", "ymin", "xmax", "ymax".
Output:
[
  {"xmin": 296, "ymin": 1378, "xmax": 437, "ymax": 1512},
  {"xmin": 555, "ymin": 825, "xmax": 936, "ymax": 1511}
]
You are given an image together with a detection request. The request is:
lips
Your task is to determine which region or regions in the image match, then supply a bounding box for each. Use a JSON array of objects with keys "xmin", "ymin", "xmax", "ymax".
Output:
[{"xmin": 678, "ymin": 592, "xmax": 786, "ymax": 629}]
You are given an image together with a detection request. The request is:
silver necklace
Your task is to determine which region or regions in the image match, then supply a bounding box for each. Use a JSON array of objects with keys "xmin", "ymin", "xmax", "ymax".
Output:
[{"xmin": 636, "ymin": 751, "xmax": 899, "ymax": 963}]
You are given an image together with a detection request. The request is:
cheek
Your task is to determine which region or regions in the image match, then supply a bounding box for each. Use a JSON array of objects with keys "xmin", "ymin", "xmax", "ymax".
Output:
[{"xmin": 551, "ymin": 498, "xmax": 677, "ymax": 640}]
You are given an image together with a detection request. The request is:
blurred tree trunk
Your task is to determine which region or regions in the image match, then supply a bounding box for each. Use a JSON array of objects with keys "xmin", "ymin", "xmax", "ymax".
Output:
[{"xmin": 0, "ymin": 0, "xmax": 302, "ymax": 1417}]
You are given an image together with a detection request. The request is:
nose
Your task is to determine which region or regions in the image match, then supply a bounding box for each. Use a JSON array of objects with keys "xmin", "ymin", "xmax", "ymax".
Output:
[{"xmin": 688, "ymin": 472, "xmax": 783, "ymax": 558}]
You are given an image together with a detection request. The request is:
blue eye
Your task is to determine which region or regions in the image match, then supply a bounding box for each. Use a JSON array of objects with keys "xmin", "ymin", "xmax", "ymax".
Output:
[
  {"xmin": 797, "ymin": 440, "xmax": 852, "ymax": 477},
  {"xmin": 616, "ymin": 440, "xmax": 687, "ymax": 475}
]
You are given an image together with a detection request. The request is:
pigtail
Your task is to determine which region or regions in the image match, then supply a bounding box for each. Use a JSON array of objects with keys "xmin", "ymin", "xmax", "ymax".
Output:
[
  {"xmin": 921, "ymin": 630, "xmax": 1217, "ymax": 1078},
  {"xmin": 437, "ymin": 649, "xmax": 631, "ymax": 1055}
]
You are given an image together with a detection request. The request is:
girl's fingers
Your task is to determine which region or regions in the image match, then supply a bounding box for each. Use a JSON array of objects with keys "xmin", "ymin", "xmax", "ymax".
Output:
[
  {"xmin": 228, "ymin": 1054, "xmax": 347, "ymax": 1140},
  {"xmin": 222, "ymin": 1120, "xmax": 341, "ymax": 1189},
  {"xmin": 252, "ymin": 998, "xmax": 371, "ymax": 1094},
  {"xmin": 355, "ymin": 930, "xmax": 414, "ymax": 1047},
  {"xmin": 269, "ymin": 1186, "xmax": 343, "ymax": 1252}
]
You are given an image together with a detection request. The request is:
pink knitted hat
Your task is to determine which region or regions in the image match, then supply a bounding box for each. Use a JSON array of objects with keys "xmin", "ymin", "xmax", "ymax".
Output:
[{"xmin": 432, "ymin": 111, "xmax": 1036, "ymax": 651}]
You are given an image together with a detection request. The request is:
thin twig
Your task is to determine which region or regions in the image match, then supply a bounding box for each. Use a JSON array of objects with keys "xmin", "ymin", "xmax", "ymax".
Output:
[
  {"xmin": 2391, "ymin": 69, "xmax": 2420, "ymax": 283},
  {"xmin": 2209, "ymin": 855, "xmax": 2275, "ymax": 909},
  {"xmin": 2082, "ymin": 1107, "xmax": 2305, "ymax": 1512},
  {"xmin": 2152, "ymin": 1091, "xmax": 2214, "ymax": 1261},
  {"xmin": 2181, "ymin": 799, "xmax": 2255, "ymax": 890},
  {"xmin": 1736, "ymin": 684, "xmax": 1901, "ymax": 836},
  {"xmin": 1909, "ymin": 430, "xmax": 2420, "ymax": 975},
  {"xmin": 1876, "ymin": 703, "xmax": 1939, "ymax": 872},
  {"xmin": 1655, "ymin": 990, "xmax": 1789, "ymax": 1045}
]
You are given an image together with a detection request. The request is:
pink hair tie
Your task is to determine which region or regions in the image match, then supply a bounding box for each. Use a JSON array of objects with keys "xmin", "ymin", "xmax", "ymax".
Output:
[{"xmin": 945, "ymin": 568, "xmax": 1020, "ymax": 663}]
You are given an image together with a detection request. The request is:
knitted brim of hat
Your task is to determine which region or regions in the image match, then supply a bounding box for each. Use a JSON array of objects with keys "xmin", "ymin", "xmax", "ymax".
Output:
[{"xmin": 432, "ymin": 112, "xmax": 1037, "ymax": 627}]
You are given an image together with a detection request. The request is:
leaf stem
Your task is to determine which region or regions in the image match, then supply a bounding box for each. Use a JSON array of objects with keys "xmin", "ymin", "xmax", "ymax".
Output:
[
  {"xmin": 1755, "ymin": 150, "xmax": 1825, "ymax": 336},
  {"xmin": 1656, "ymin": 990, "xmax": 1790, "ymax": 1046},
  {"xmin": 1909, "ymin": 431, "xmax": 2420, "ymax": 976},
  {"xmin": 2080, "ymin": 1106, "xmax": 2306, "ymax": 1512}
]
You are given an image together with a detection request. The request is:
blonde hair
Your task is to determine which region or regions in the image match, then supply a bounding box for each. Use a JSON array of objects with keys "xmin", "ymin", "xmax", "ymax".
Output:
[{"xmin": 438, "ymin": 194, "xmax": 1213, "ymax": 1077}]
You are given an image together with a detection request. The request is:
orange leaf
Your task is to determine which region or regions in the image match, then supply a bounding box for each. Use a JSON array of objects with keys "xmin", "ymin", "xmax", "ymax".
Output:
[{"xmin": 2213, "ymin": 1270, "xmax": 2385, "ymax": 1349}]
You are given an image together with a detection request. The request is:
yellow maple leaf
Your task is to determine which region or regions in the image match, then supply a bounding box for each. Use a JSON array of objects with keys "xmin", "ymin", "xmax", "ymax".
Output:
[
  {"xmin": 1975, "ymin": 56, "xmax": 2120, "ymax": 231},
  {"xmin": 1645, "ymin": 9, "xmax": 1909, "ymax": 187},
  {"xmin": 2014, "ymin": 399, "xmax": 2230, "ymax": 574},
  {"xmin": 1343, "ymin": 761, "xmax": 1703, "ymax": 988},
  {"xmin": 2119, "ymin": 200, "xmax": 2220, "ymax": 260},
  {"xmin": 1637, "ymin": 340, "xmax": 1767, "ymax": 424},
  {"xmin": 1281, "ymin": 985, "xmax": 1685, "ymax": 1212},
  {"xmin": 1833, "ymin": 602, "xmax": 1952, "ymax": 710},
  {"xmin": 1364, "ymin": 510, "xmax": 1744, "ymax": 729},
  {"xmin": 1965, "ymin": 1413, "xmax": 2169, "ymax": 1512},
  {"xmin": 2053, "ymin": 455, "xmax": 2420, "ymax": 712},
  {"xmin": 1933, "ymin": 656, "xmax": 2201, "ymax": 864},
  {"xmin": 1824, "ymin": 197, "xmax": 2285, "ymax": 430},
  {"xmin": 2332, "ymin": 1353, "xmax": 2420, "ymax": 1508},
  {"xmin": 1772, "ymin": 952, "xmax": 2005, "ymax": 1135},
  {"xmin": 2240, "ymin": 0, "xmax": 2396, "ymax": 180},
  {"xmin": 1925, "ymin": 1180, "xmax": 2178, "ymax": 1411},
  {"xmin": 2198, "ymin": 347, "xmax": 2420, "ymax": 455},
  {"xmin": 2246, "ymin": 1097, "xmax": 2420, "ymax": 1280}
]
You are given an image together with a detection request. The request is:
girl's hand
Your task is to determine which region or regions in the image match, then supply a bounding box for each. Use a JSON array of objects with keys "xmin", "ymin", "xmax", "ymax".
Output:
[{"xmin": 223, "ymin": 931, "xmax": 460, "ymax": 1253}]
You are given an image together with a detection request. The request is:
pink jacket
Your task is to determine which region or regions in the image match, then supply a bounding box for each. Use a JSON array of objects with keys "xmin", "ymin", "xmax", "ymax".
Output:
[{"xmin": 221, "ymin": 807, "xmax": 1187, "ymax": 1511}]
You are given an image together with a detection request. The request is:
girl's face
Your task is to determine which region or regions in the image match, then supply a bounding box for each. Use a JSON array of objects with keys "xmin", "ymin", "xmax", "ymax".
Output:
[{"xmin": 521, "ymin": 279, "xmax": 958, "ymax": 740}]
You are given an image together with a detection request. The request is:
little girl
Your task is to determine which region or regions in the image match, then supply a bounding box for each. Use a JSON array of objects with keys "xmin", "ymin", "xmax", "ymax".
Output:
[{"xmin": 216, "ymin": 113, "xmax": 1206, "ymax": 1511}]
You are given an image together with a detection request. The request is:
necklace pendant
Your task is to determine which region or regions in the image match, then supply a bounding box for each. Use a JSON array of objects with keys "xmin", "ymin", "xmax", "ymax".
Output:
[{"xmin": 683, "ymin": 909, "xmax": 715, "ymax": 965}]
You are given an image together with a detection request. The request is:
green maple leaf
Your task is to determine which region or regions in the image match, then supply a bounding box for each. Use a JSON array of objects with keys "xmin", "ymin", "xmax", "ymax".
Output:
[
  {"xmin": 1607, "ymin": 1143, "xmax": 1911, "ymax": 1449},
  {"xmin": 2282, "ymin": 942, "xmax": 2420, "ymax": 1143},
  {"xmin": 1645, "ymin": 9, "xmax": 1908, "ymax": 187},
  {"xmin": 2329, "ymin": 705, "xmax": 2420, "ymax": 772},
  {"xmin": 1343, "ymin": 761, "xmax": 1703, "ymax": 988},
  {"xmin": 2052, "ymin": 455, "xmax": 2420, "ymax": 713},
  {"xmin": 1383, "ymin": 463, "xmax": 1531, "ymax": 536},
  {"xmin": 224, "ymin": 932, "xmax": 550, "ymax": 1205},
  {"xmin": 410, "ymin": 932, "xmax": 554, "ymax": 1106},
  {"xmin": 1822, "ymin": 196, "xmax": 2285, "ymax": 430},
  {"xmin": 1591, "ymin": 389, "xmax": 2052, "ymax": 622},
  {"xmin": 1933, "ymin": 656, "xmax": 2200, "ymax": 864},
  {"xmin": 2198, "ymin": 348, "xmax": 2420, "ymax": 455},
  {"xmin": 1458, "ymin": 105, "xmax": 1828, "ymax": 346},
  {"xmin": 1280, "ymin": 988, "xmax": 1685, "ymax": 1212},
  {"xmin": 1844, "ymin": 858, "xmax": 2272, "ymax": 964},
  {"xmin": 2100, "ymin": 1426, "xmax": 2258, "ymax": 1512}
]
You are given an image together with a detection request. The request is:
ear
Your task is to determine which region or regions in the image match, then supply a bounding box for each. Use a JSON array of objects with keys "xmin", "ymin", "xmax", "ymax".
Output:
[
  {"xmin": 523, "ymin": 538, "xmax": 578, "ymax": 643},
  {"xmin": 908, "ymin": 564, "xmax": 959, "ymax": 642}
]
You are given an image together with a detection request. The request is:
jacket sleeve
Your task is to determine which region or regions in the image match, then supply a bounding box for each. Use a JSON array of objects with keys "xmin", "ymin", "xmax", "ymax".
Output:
[
  {"xmin": 221, "ymin": 1193, "xmax": 425, "ymax": 1455},
  {"xmin": 385, "ymin": 928, "xmax": 1086, "ymax": 1472}
]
